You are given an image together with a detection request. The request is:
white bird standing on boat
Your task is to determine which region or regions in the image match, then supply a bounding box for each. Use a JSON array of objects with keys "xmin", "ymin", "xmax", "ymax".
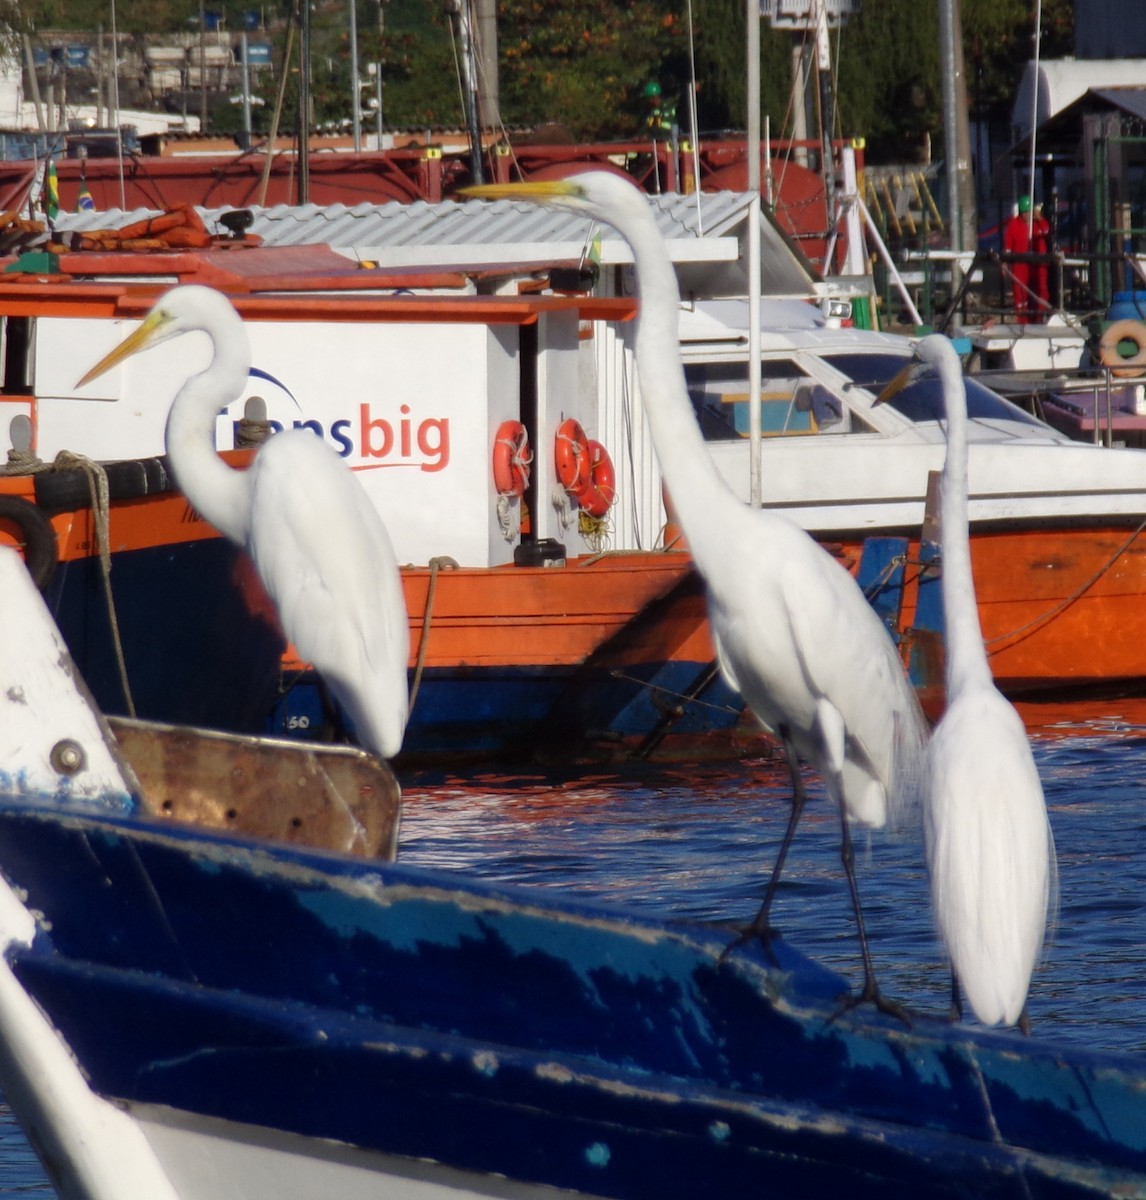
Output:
[
  {"xmin": 465, "ymin": 172, "xmax": 927, "ymax": 1012},
  {"xmin": 78, "ymin": 284, "xmax": 410, "ymax": 760},
  {"xmin": 880, "ymin": 334, "xmax": 1055, "ymax": 1029}
]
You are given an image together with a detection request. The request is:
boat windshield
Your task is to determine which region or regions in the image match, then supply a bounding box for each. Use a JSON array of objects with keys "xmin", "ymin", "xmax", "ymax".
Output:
[
  {"xmin": 820, "ymin": 351, "xmax": 1048, "ymax": 428},
  {"xmin": 684, "ymin": 359, "xmax": 876, "ymax": 441}
]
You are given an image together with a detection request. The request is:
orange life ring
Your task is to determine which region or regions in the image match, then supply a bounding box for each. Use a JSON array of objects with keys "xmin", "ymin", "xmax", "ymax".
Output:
[
  {"xmin": 1098, "ymin": 319, "xmax": 1146, "ymax": 378},
  {"xmin": 573, "ymin": 440, "xmax": 616, "ymax": 518},
  {"xmin": 492, "ymin": 420, "xmax": 532, "ymax": 497},
  {"xmin": 554, "ymin": 418, "xmax": 591, "ymax": 496}
]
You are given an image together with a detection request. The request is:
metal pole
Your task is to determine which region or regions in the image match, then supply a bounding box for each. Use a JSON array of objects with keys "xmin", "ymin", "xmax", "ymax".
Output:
[
  {"xmin": 1027, "ymin": 0, "xmax": 1043, "ymax": 237},
  {"xmin": 298, "ymin": 0, "xmax": 310, "ymax": 202},
  {"xmin": 747, "ymin": 0, "xmax": 762, "ymax": 508},
  {"xmin": 815, "ymin": 0, "xmax": 835, "ymax": 241},
  {"xmin": 110, "ymin": 0, "xmax": 125, "ymax": 207},
  {"xmin": 349, "ymin": 0, "xmax": 361, "ymax": 152},
  {"xmin": 198, "ymin": 0, "xmax": 207, "ymax": 132},
  {"xmin": 240, "ymin": 33, "xmax": 252, "ymax": 148},
  {"xmin": 939, "ymin": 0, "xmax": 962, "ymax": 293},
  {"xmin": 376, "ymin": 63, "xmax": 383, "ymax": 146}
]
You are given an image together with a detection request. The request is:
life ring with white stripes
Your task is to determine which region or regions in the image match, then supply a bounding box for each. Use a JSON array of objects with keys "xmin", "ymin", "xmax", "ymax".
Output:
[
  {"xmin": 554, "ymin": 418, "xmax": 591, "ymax": 496},
  {"xmin": 573, "ymin": 440, "xmax": 616, "ymax": 518},
  {"xmin": 1098, "ymin": 319, "xmax": 1146, "ymax": 378},
  {"xmin": 492, "ymin": 420, "xmax": 532, "ymax": 497}
]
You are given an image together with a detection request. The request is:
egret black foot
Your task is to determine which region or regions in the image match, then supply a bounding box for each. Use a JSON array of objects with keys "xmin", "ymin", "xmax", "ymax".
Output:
[
  {"xmin": 718, "ymin": 916, "xmax": 782, "ymax": 965},
  {"xmin": 1017, "ymin": 1007, "xmax": 1032, "ymax": 1036},
  {"xmin": 831, "ymin": 982, "xmax": 913, "ymax": 1028}
]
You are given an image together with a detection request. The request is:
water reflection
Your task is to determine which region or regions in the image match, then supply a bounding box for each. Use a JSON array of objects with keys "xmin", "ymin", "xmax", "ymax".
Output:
[{"xmin": 400, "ymin": 700, "xmax": 1146, "ymax": 1056}]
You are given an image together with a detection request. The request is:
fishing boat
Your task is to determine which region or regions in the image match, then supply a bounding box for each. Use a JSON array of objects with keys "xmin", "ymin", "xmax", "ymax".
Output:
[
  {"xmin": 0, "ymin": 237, "xmax": 746, "ymax": 762},
  {"xmin": 2, "ymin": 545, "xmax": 1146, "ymax": 1200},
  {"xmin": 6, "ymin": 220, "xmax": 1146, "ymax": 766}
]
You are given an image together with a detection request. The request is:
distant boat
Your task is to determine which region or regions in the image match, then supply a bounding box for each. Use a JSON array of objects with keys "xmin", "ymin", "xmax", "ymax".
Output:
[{"xmin": 2, "ymin": 543, "xmax": 1146, "ymax": 1200}]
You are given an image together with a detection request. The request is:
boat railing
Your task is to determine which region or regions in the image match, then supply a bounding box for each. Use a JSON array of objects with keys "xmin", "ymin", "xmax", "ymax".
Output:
[{"xmin": 972, "ymin": 361, "xmax": 1146, "ymax": 449}]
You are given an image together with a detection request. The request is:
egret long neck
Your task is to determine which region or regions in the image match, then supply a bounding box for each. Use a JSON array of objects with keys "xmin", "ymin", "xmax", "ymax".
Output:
[
  {"xmin": 617, "ymin": 201, "xmax": 738, "ymax": 557},
  {"xmin": 939, "ymin": 356, "xmax": 993, "ymax": 696},
  {"xmin": 164, "ymin": 333, "xmax": 253, "ymax": 548}
]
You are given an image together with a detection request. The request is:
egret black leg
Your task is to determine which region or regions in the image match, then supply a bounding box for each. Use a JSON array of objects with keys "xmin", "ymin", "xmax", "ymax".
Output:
[
  {"xmin": 832, "ymin": 800, "xmax": 911, "ymax": 1026},
  {"xmin": 1018, "ymin": 1006, "xmax": 1032, "ymax": 1036},
  {"xmin": 721, "ymin": 736, "xmax": 806, "ymax": 961},
  {"xmin": 949, "ymin": 969, "xmax": 963, "ymax": 1022}
]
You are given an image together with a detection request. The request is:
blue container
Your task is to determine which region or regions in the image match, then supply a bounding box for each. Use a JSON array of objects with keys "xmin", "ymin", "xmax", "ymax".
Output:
[{"xmin": 1107, "ymin": 291, "xmax": 1146, "ymax": 322}]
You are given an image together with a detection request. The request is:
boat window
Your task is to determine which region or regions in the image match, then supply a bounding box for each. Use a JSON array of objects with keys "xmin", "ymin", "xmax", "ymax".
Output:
[
  {"xmin": 820, "ymin": 350, "xmax": 1047, "ymax": 428},
  {"xmin": 685, "ymin": 360, "xmax": 872, "ymax": 440}
]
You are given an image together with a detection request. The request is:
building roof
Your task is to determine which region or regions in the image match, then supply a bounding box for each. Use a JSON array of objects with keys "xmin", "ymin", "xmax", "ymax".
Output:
[
  {"xmin": 1012, "ymin": 58, "xmax": 1146, "ymax": 136},
  {"xmin": 52, "ymin": 190, "xmax": 820, "ymax": 299}
]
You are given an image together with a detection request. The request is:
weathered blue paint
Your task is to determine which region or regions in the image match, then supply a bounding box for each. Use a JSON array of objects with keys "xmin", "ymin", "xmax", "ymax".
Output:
[
  {"xmin": 856, "ymin": 535, "xmax": 911, "ymax": 643},
  {"xmin": 0, "ymin": 802, "xmax": 1144, "ymax": 1198}
]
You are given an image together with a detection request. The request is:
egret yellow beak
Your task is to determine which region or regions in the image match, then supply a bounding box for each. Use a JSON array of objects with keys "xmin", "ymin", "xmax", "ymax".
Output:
[
  {"xmin": 459, "ymin": 179, "xmax": 580, "ymax": 202},
  {"xmin": 76, "ymin": 307, "xmax": 170, "ymax": 388},
  {"xmin": 874, "ymin": 360, "xmax": 919, "ymax": 406}
]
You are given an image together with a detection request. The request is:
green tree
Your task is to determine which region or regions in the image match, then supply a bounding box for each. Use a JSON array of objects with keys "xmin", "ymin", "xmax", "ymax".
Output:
[{"xmin": 496, "ymin": 0, "xmax": 687, "ymax": 139}]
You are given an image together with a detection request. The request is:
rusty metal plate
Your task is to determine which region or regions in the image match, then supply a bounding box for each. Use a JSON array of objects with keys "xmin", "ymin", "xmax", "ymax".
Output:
[{"xmin": 107, "ymin": 717, "xmax": 400, "ymax": 860}]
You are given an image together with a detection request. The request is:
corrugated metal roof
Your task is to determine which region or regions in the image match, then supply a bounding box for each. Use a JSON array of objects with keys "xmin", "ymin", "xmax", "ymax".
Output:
[
  {"xmin": 50, "ymin": 189, "xmax": 815, "ymax": 295},
  {"xmin": 53, "ymin": 191, "xmax": 749, "ymax": 256}
]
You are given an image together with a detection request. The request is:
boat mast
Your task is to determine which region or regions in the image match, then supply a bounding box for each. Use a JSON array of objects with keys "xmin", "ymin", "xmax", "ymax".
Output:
[
  {"xmin": 939, "ymin": 0, "xmax": 976, "ymax": 297},
  {"xmin": 449, "ymin": 0, "xmax": 485, "ymax": 184},
  {"xmin": 298, "ymin": 0, "xmax": 310, "ymax": 202}
]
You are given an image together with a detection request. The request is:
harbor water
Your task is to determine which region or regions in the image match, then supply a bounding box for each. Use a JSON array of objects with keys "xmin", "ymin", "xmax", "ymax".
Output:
[{"xmin": 3, "ymin": 699, "xmax": 1146, "ymax": 1195}]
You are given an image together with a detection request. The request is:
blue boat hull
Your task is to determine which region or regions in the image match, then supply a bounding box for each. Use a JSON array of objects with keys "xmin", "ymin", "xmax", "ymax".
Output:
[
  {"xmin": 41, "ymin": 539, "xmax": 285, "ymax": 733},
  {"xmin": 273, "ymin": 660, "xmax": 746, "ymax": 762},
  {"xmin": 0, "ymin": 801, "xmax": 1143, "ymax": 1199}
]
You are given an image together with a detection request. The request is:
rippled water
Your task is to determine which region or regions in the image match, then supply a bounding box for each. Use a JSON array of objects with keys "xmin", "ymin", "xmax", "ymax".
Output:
[{"xmin": 4, "ymin": 701, "xmax": 1146, "ymax": 1195}]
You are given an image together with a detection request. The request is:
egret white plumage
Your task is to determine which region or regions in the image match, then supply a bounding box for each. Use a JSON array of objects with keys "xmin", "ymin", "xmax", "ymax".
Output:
[
  {"xmin": 78, "ymin": 284, "xmax": 410, "ymax": 760},
  {"xmin": 465, "ymin": 172, "xmax": 927, "ymax": 1011},
  {"xmin": 880, "ymin": 334, "xmax": 1055, "ymax": 1029}
]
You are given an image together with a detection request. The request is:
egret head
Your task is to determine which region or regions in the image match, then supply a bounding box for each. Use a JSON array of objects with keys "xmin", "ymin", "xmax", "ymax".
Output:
[
  {"xmin": 875, "ymin": 334, "xmax": 956, "ymax": 406},
  {"xmin": 461, "ymin": 170, "xmax": 644, "ymax": 223},
  {"xmin": 77, "ymin": 285, "xmax": 236, "ymax": 388}
]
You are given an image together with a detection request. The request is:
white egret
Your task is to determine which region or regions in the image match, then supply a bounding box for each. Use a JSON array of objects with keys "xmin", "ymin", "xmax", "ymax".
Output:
[
  {"xmin": 881, "ymin": 334, "xmax": 1055, "ymax": 1029},
  {"xmin": 78, "ymin": 285, "xmax": 410, "ymax": 760},
  {"xmin": 465, "ymin": 172, "xmax": 927, "ymax": 1012}
]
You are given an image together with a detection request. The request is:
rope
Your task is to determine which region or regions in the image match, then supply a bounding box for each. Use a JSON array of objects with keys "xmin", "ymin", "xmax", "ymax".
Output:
[
  {"xmin": 552, "ymin": 483, "xmax": 575, "ymax": 532},
  {"xmin": 578, "ymin": 508, "xmax": 611, "ymax": 554},
  {"xmin": 52, "ymin": 450, "xmax": 136, "ymax": 717},
  {"xmin": 859, "ymin": 553, "xmax": 907, "ymax": 601},
  {"xmin": 982, "ymin": 517, "xmax": 1146, "ymax": 656},
  {"xmin": 408, "ymin": 555, "xmax": 459, "ymax": 713},
  {"xmin": 496, "ymin": 492, "xmax": 520, "ymax": 542},
  {"xmin": 234, "ymin": 416, "xmax": 272, "ymax": 448},
  {"xmin": 606, "ymin": 668, "xmax": 742, "ymax": 717},
  {"xmin": 5, "ymin": 447, "xmax": 50, "ymax": 475}
]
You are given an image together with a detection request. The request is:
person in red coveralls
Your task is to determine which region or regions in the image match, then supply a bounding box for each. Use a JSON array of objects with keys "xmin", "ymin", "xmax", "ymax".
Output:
[{"xmin": 1003, "ymin": 195, "xmax": 1051, "ymax": 323}]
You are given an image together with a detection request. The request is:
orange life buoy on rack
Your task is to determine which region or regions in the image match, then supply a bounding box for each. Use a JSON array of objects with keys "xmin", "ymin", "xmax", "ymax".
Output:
[
  {"xmin": 573, "ymin": 440, "xmax": 616, "ymax": 518},
  {"xmin": 554, "ymin": 418, "xmax": 591, "ymax": 496},
  {"xmin": 492, "ymin": 420, "xmax": 532, "ymax": 497},
  {"xmin": 1098, "ymin": 319, "xmax": 1146, "ymax": 378}
]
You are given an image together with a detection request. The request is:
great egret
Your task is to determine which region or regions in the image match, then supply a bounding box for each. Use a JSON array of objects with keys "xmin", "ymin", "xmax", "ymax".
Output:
[
  {"xmin": 78, "ymin": 285, "xmax": 410, "ymax": 760},
  {"xmin": 465, "ymin": 172, "xmax": 927, "ymax": 1011},
  {"xmin": 881, "ymin": 334, "xmax": 1054, "ymax": 1029}
]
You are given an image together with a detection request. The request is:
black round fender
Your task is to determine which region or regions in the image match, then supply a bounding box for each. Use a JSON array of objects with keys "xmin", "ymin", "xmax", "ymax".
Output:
[{"xmin": 0, "ymin": 494, "xmax": 58, "ymax": 590}]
